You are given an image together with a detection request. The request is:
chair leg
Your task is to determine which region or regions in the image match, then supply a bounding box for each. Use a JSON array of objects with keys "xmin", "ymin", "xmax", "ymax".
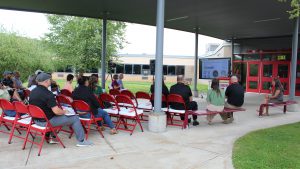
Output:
[
  {"xmin": 22, "ymin": 127, "xmax": 31, "ymax": 150},
  {"xmin": 68, "ymin": 126, "xmax": 74, "ymax": 139},
  {"xmin": 8, "ymin": 123, "xmax": 17, "ymax": 144},
  {"xmin": 85, "ymin": 122, "xmax": 91, "ymax": 140},
  {"xmin": 51, "ymin": 129, "xmax": 65, "ymax": 148},
  {"xmin": 116, "ymin": 117, "xmax": 122, "ymax": 130},
  {"xmin": 130, "ymin": 120, "xmax": 137, "ymax": 136},
  {"xmin": 38, "ymin": 132, "xmax": 46, "ymax": 156},
  {"xmin": 136, "ymin": 116, "xmax": 144, "ymax": 132},
  {"xmin": 94, "ymin": 119, "xmax": 104, "ymax": 138}
]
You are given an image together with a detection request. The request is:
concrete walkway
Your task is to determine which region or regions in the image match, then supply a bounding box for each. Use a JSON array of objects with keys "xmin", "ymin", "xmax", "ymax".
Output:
[{"xmin": 0, "ymin": 93, "xmax": 299, "ymax": 169}]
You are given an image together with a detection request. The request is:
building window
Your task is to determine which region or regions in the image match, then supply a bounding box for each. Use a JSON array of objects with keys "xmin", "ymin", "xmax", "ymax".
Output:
[
  {"xmin": 133, "ymin": 65, "xmax": 141, "ymax": 74},
  {"xmin": 176, "ymin": 66, "xmax": 185, "ymax": 75},
  {"xmin": 168, "ymin": 66, "xmax": 176, "ymax": 75},
  {"xmin": 278, "ymin": 64, "xmax": 288, "ymax": 78},
  {"xmin": 163, "ymin": 65, "xmax": 168, "ymax": 75},
  {"xmin": 116, "ymin": 64, "xmax": 124, "ymax": 73},
  {"xmin": 125, "ymin": 64, "xmax": 133, "ymax": 74}
]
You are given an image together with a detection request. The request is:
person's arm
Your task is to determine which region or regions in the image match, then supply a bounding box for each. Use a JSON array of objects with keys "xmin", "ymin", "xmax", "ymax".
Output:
[
  {"xmin": 52, "ymin": 106, "xmax": 66, "ymax": 115},
  {"xmin": 269, "ymin": 89, "xmax": 281, "ymax": 99},
  {"xmin": 89, "ymin": 90, "xmax": 101, "ymax": 108},
  {"xmin": 206, "ymin": 90, "xmax": 210, "ymax": 103},
  {"xmin": 188, "ymin": 86, "xmax": 193, "ymax": 102},
  {"xmin": 12, "ymin": 90, "xmax": 22, "ymax": 101},
  {"xmin": 47, "ymin": 95, "xmax": 66, "ymax": 115}
]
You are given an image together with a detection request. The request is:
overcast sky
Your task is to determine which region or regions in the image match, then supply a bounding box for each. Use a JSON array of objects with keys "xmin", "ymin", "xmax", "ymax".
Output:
[{"xmin": 0, "ymin": 9, "xmax": 223, "ymax": 56}]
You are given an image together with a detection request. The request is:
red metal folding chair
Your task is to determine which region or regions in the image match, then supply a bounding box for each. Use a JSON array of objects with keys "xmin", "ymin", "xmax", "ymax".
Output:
[
  {"xmin": 72, "ymin": 100, "xmax": 104, "ymax": 140},
  {"xmin": 23, "ymin": 105, "xmax": 65, "ymax": 156},
  {"xmin": 99, "ymin": 93, "xmax": 120, "ymax": 121},
  {"xmin": 120, "ymin": 90, "xmax": 138, "ymax": 107},
  {"xmin": 56, "ymin": 94, "xmax": 74, "ymax": 138},
  {"xmin": 115, "ymin": 95, "xmax": 144, "ymax": 135},
  {"xmin": 167, "ymin": 94, "xmax": 188, "ymax": 129},
  {"xmin": 8, "ymin": 101, "xmax": 31, "ymax": 144},
  {"xmin": 109, "ymin": 89, "xmax": 121, "ymax": 97},
  {"xmin": 60, "ymin": 89, "xmax": 72, "ymax": 98},
  {"xmin": 150, "ymin": 94, "xmax": 168, "ymax": 112},
  {"xmin": 136, "ymin": 91, "xmax": 152, "ymax": 111},
  {"xmin": 0, "ymin": 99, "xmax": 21, "ymax": 135}
]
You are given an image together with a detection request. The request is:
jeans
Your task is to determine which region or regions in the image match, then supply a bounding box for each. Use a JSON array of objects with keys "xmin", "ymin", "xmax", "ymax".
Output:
[
  {"xmin": 79, "ymin": 108, "xmax": 115, "ymax": 129},
  {"xmin": 4, "ymin": 110, "xmax": 16, "ymax": 117},
  {"xmin": 35, "ymin": 115, "xmax": 85, "ymax": 142}
]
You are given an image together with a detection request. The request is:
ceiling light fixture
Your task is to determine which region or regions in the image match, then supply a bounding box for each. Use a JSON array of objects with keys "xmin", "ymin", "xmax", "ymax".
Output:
[
  {"xmin": 167, "ymin": 16, "xmax": 189, "ymax": 22},
  {"xmin": 254, "ymin": 18, "xmax": 281, "ymax": 23}
]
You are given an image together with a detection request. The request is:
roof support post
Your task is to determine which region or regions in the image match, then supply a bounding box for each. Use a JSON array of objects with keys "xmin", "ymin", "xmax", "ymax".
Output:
[
  {"xmin": 101, "ymin": 15, "xmax": 107, "ymax": 90},
  {"xmin": 149, "ymin": 0, "xmax": 166, "ymax": 133},
  {"xmin": 193, "ymin": 28, "xmax": 199, "ymax": 97},
  {"xmin": 289, "ymin": 17, "xmax": 299, "ymax": 101},
  {"xmin": 231, "ymin": 38, "xmax": 234, "ymax": 75}
]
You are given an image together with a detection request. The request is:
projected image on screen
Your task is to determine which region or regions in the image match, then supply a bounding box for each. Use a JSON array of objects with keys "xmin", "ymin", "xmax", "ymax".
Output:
[{"xmin": 201, "ymin": 59, "xmax": 229, "ymax": 79}]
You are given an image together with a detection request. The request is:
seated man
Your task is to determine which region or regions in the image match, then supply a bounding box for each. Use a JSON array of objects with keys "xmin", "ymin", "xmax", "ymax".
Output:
[
  {"xmin": 0, "ymin": 81, "xmax": 22, "ymax": 117},
  {"xmin": 223, "ymin": 75, "xmax": 245, "ymax": 123},
  {"xmin": 72, "ymin": 76, "xmax": 117, "ymax": 134},
  {"xmin": 170, "ymin": 75, "xmax": 199, "ymax": 126},
  {"xmin": 29, "ymin": 73, "xmax": 92, "ymax": 146}
]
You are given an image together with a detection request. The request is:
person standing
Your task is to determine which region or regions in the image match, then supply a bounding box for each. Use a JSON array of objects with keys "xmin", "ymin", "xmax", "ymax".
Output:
[
  {"xmin": 63, "ymin": 74, "xmax": 74, "ymax": 92},
  {"xmin": 170, "ymin": 75, "xmax": 199, "ymax": 126},
  {"xmin": 117, "ymin": 73, "xmax": 125, "ymax": 90},
  {"xmin": 206, "ymin": 78, "xmax": 225, "ymax": 124},
  {"xmin": 111, "ymin": 74, "xmax": 120, "ymax": 90},
  {"xmin": 223, "ymin": 75, "xmax": 245, "ymax": 123}
]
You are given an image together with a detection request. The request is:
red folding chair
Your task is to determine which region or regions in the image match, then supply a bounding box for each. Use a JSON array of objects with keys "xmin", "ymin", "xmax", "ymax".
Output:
[
  {"xmin": 167, "ymin": 94, "xmax": 188, "ymax": 129},
  {"xmin": 99, "ymin": 93, "xmax": 120, "ymax": 121},
  {"xmin": 150, "ymin": 94, "xmax": 168, "ymax": 112},
  {"xmin": 23, "ymin": 89, "xmax": 31, "ymax": 102},
  {"xmin": 115, "ymin": 95, "xmax": 144, "ymax": 135},
  {"xmin": 8, "ymin": 101, "xmax": 32, "ymax": 144},
  {"xmin": 136, "ymin": 91, "xmax": 152, "ymax": 111},
  {"xmin": 72, "ymin": 100, "xmax": 104, "ymax": 140},
  {"xmin": 60, "ymin": 89, "xmax": 72, "ymax": 98},
  {"xmin": 23, "ymin": 105, "xmax": 65, "ymax": 156},
  {"xmin": 120, "ymin": 90, "xmax": 138, "ymax": 107},
  {"xmin": 56, "ymin": 94, "xmax": 74, "ymax": 138},
  {"xmin": 0, "ymin": 99, "xmax": 21, "ymax": 135},
  {"xmin": 109, "ymin": 89, "xmax": 121, "ymax": 97}
]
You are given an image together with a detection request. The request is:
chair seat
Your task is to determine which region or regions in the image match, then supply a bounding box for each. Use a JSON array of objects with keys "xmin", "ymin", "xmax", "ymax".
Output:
[
  {"xmin": 119, "ymin": 108, "xmax": 143, "ymax": 117},
  {"xmin": 168, "ymin": 108, "xmax": 185, "ymax": 114},
  {"xmin": 137, "ymin": 99, "xmax": 150, "ymax": 104},
  {"xmin": 31, "ymin": 124, "xmax": 47, "ymax": 130},
  {"xmin": 138, "ymin": 102, "xmax": 152, "ymax": 110},
  {"xmin": 18, "ymin": 117, "xmax": 31, "ymax": 125},
  {"xmin": 103, "ymin": 107, "xmax": 119, "ymax": 115},
  {"xmin": 3, "ymin": 116, "xmax": 15, "ymax": 121},
  {"xmin": 161, "ymin": 108, "xmax": 168, "ymax": 112},
  {"xmin": 79, "ymin": 118, "xmax": 91, "ymax": 121}
]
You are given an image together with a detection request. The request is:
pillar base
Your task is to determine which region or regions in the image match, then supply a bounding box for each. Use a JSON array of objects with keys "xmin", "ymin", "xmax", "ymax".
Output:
[
  {"xmin": 148, "ymin": 113, "xmax": 167, "ymax": 133},
  {"xmin": 192, "ymin": 90, "xmax": 199, "ymax": 97},
  {"xmin": 287, "ymin": 104, "xmax": 298, "ymax": 112}
]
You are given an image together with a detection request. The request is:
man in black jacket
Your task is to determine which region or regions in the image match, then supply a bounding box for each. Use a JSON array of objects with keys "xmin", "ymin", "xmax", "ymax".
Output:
[{"xmin": 72, "ymin": 76, "xmax": 117, "ymax": 134}]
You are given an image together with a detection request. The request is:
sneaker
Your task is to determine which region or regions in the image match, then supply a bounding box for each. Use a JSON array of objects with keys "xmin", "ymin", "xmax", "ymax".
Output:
[
  {"xmin": 192, "ymin": 120, "xmax": 199, "ymax": 126},
  {"xmin": 49, "ymin": 138, "xmax": 59, "ymax": 144},
  {"xmin": 76, "ymin": 140, "xmax": 94, "ymax": 147}
]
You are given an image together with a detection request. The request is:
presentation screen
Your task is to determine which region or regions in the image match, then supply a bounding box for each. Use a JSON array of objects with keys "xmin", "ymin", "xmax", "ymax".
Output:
[{"xmin": 199, "ymin": 58, "xmax": 231, "ymax": 79}]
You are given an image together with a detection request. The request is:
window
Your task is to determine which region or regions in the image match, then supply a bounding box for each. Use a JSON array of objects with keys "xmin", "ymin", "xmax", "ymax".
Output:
[
  {"xmin": 133, "ymin": 65, "xmax": 141, "ymax": 74},
  {"xmin": 163, "ymin": 65, "xmax": 168, "ymax": 75},
  {"xmin": 278, "ymin": 64, "xmax": 288, "ymax": 78},
  {"xmin": 116, "ymin": 64, "xmax": 124, "ymax": 73},
  {"xmin": 263, "ymin": 65, "xmax": 273, "ymax": 77},
  {"xmin": 176, "ymin": 66, "xmax": 185, "ymax": 75},
  {"xmin": 124, "ymin": 64, "xmax": 133, "ymax": 74},
  {"xmin": 249, "ymin": 64, "xmax": 259, "ymax": 76},
  {"xmin": 167, "ymin": 66, "xmax": 176, "ymax": 75}
]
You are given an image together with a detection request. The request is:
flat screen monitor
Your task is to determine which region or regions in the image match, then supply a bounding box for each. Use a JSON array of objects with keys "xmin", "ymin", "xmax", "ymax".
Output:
[{"xmin": 199, "ymin": 58, "xmax": 231, "ymax": 79}]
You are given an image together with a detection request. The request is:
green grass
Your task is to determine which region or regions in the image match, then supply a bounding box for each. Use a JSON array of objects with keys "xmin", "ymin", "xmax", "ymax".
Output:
[
  {"xmin": 233, "ymin": 122, "xmax": 300, "ymax": 169},
  {"xmin": 24, "ymin": 79, "xmax": 208, "ymax": 94}
]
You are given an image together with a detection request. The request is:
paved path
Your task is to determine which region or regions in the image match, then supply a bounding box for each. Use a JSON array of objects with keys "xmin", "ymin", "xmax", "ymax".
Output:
[{"xmin": 0, "ymin": 93, "xmax": 299, "ymax": 169}]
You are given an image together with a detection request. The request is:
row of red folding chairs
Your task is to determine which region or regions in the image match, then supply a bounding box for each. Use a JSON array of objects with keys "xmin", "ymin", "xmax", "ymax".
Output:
[{"xmin": 0, "ymin": 99, "xmax": 65, "ymax": 156}]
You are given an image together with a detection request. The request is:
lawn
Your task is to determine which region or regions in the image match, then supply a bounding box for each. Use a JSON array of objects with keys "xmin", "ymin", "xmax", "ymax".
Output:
[
  {"xmin": 233, "ymin": 122, "xmax": 300, "ymax": 169},
  {"xmin": 25, "ymin": 79, "xmax": 208, "ymax": 94}
]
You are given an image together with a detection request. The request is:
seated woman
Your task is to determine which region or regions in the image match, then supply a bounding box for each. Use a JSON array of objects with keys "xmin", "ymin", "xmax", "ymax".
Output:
[
  {"xmin": 262, "ymin": 77, "xmax": 284, "ymax": 116},
  {"xmin": 206, "ymin": 78, "xmax": 225, "ymax": 124},
  {"xmin": 0, "ymin": 82, "xmax": 22, "ymax": 117},
  {"xmin": 72, "ymin": 76, "xmax": 117, "ymax": 134},
  {"xmin": 150, "ymin": 77, "xmax": 169, "ymax": 107},
  {"xmin": 63, "ymin": 74, "xmax": 74, "ymax": 92},
  {"xmin": 111, "ymin": 74, "xmax": 120, "ymax": 90},
  {"xmin": 89, "ymin": 74, "xmax": 103, "ymax": 96}
]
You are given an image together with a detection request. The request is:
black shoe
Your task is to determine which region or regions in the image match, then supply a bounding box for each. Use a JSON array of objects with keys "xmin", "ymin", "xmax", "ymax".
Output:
[{"xmin": 192, "ymin": 120, "xmax": 199, "ymax": 126}]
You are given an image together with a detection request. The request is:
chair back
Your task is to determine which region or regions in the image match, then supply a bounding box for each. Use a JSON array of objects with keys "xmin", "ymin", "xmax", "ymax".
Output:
[
  {"xmin": 150, "ymin": 94, "xmax": 167, "ymax": 102},
  {"xmin": 13, "ymin": 101, "xmax": 29, "ymax": 115},
  {"xmin": 60, "ymin": 89, "xmax": 72, "ymax": 97},
  {"xmin": 121, "ymin": 90, "xmax": 138, "ymax": 105},
  {"xmin": 56, "ymin": 94, "xmax": 73, "ymax": 107},
  {"xmin": 109, "ymin": 89, "xmax": 120, "ymax": 97},
  {"xmin": 116, "ymin": 95, "xmax": 135, "ymax": 108},
  {"xmin": 136, "ymin": 91, "xmax": 151, "ymax": 100},
  {"xmin": 72, "ymin": 100, "xmax": 91, "ymax": 115},
  {"xmin": 167, "ymin": 94, "xmax": 186, "ymax": 110},
  {"xmin": 28, "ymin": 105, "xmax": 47, "ymax": 119},
  {"xmin": 0, "ymin": 99, "xmax": 15, "ymax": 111}
]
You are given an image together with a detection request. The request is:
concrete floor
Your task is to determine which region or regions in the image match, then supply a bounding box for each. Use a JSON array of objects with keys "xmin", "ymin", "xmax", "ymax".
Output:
[{"xmin": 0, "ymin": 93, "xmax": 299, "ymax": 169}]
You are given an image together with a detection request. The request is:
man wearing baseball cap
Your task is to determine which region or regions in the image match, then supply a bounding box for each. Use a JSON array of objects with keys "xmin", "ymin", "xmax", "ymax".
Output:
[{"xmin": 29, "ymin": 73, "xmax": 93, "ymax": 146}]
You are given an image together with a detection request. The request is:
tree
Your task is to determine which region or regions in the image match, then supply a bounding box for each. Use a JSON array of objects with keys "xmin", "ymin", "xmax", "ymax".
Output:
[
  {"xmin": 278, "ymin": 0, "xmax": 300, "ymax": 19},
  {"xmin": 0, "ymin": 27, "xmax": 58, "ymax": 81},
  {"xmin": 44, "ymin": 15, "xmax": 126, "ymax": 72}
]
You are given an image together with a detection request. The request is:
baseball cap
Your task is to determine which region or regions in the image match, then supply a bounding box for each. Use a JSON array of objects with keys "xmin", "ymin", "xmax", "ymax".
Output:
[{"xmin": 36, "ymin": 72, "xmax": 51, "ymax": 82}]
